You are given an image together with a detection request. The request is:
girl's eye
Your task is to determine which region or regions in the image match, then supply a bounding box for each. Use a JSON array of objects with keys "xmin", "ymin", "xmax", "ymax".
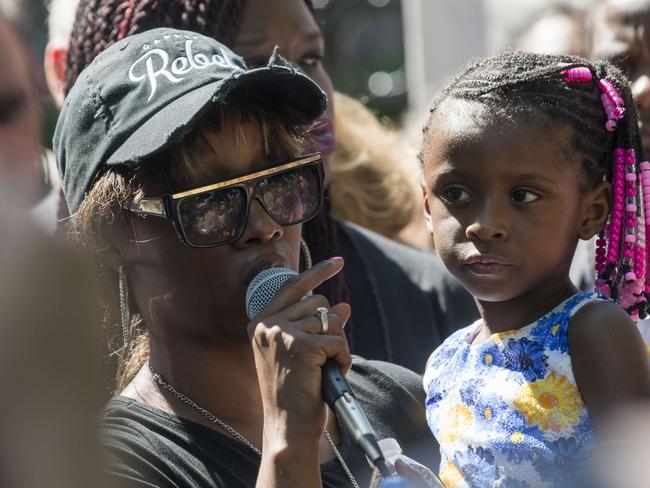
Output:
[
  {"xmin": 440, "ymin": 186, "xmax": 472, "ymax": 204},
  {"xmin": 511, "ymin": 189, "xmax": 540, "ymax": 203}
]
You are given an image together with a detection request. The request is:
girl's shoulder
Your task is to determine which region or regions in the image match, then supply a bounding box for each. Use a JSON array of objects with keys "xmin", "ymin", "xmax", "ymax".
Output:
[
  {"xmin": 567, "ymin": 295, "xmax": 646, "ymax": 355},
  {"xmin": 567, "ymin": 295, "xmax": 650, "ymax": 429},
  {"xmin": 526, "ymin": 292, "xmax": 605, "ymax": 351},
  {"xmin": 567, "ymin": 293, "xmax": 642, "ymax": 348}
]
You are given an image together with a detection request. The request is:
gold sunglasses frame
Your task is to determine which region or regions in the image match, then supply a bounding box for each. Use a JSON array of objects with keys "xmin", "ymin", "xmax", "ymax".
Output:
[{"xmin": 127, "ymin": 153, "xmax": 324, "ymax": 247}]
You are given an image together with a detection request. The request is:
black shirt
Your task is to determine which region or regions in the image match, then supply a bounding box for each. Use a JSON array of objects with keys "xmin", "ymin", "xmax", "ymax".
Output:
[
  {"xmin": 338, "ymin": 221, "xmax": 478, "ymax": 373},
  {"xmin": 102, "ymin": 358, "xmax": 436, "ymax": 488}
]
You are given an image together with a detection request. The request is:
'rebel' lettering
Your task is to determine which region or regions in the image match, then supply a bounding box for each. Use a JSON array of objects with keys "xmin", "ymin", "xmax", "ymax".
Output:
[{"xmin": 128, "ymin": 40, "xmax": 242, "ymax": 101}]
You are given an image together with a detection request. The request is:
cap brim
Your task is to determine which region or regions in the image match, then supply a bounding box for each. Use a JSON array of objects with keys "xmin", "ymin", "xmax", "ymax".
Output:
[{"xmin": 107, "ymin": 67, "xmax": 326, "ymax": 167}]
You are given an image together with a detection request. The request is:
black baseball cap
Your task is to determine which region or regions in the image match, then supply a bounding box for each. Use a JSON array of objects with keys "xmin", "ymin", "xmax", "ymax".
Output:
[{"xmin": 53, "ymin": 27, "xmax": 327, "ymax": 214}]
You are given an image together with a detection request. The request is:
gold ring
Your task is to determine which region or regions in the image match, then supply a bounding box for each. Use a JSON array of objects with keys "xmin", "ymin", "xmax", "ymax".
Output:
[{"xmin": 315, "ymin": 307, "xmax": 329, "ymax": 334}]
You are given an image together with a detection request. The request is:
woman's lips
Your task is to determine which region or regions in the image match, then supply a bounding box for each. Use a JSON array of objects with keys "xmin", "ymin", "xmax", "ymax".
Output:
[
  {"xmin": 307, "ymin": 117, "xmax": 337, "ymax": 156},
  {"xmin": 463, "ymin": 254, "xmax": 514, "ymax": 275}
]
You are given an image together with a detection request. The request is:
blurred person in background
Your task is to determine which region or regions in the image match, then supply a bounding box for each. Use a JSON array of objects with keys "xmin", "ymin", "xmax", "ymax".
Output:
[
  {"xmin": 593, "ymin": 401, "xmax": 650, "ymax": 488},
  {"xmin": 0, "ymin": 12, "xmax": 43, "ymax": 208},
  {"xmin": 515, "ymin": 4, "xmax": 587, "ymax": 57},
  {"xmin": 62, "ymin": 0, "xmax": 477, "ymax": 374},
  {"xmin": 0, "ymin": 202, "xmax": 105, "ymax": 488},
  {"xmin": 1, "ymin": 0, "xmax": 62, "ymax": 232},
  {"xmin": 31, "ymin": 0, "xmax": 83, "ymax": 231},
  {"xmin": 0, "ymin": 13, "xmax": 104, "ymax": 488},
  {"xmin": 41, "ymin": 0, "xmax": 80, "ymax": 228},
  {"xmin": 44, "ymin": 0, "xmax": 78, "ymax": 110},
  {"xmin": 329, "ymin": 92, "xmax": 431, "ymax": 250},
  {"xmin": 592, "ymin": 0, "xmax": 650, "ymax": 344}
]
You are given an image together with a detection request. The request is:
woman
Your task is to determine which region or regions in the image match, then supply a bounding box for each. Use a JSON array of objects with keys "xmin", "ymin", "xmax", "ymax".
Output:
[
  {"xmin": 63, "ymin": 0, "xmax": 478, "ymax": 373},
  {"xmin": 55, "ymin": 28, "xmax": 432, "ymax": 487}
]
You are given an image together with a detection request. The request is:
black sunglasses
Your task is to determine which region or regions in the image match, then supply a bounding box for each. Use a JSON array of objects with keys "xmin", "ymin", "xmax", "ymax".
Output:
[{"xmin": 127, "ymin": 153, "xmax": 324, "ymax": 248}]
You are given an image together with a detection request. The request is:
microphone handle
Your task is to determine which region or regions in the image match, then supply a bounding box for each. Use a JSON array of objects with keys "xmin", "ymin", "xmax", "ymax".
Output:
[
  {"xmin": 321, "ymin": 358, "xmax": 350, "ymax": 405},
  {"xmin": 321, "ymin": 359, "xmax": 387, "ymax": 472}
]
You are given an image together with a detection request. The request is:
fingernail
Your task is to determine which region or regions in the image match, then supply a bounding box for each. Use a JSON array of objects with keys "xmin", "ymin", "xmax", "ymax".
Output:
[{"xmin": 329, "ymin": 256, "xmax": 343, "ymax": 263}]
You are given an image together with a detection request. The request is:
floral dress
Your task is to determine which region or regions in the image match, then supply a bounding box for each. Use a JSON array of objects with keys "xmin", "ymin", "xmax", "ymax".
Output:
[{"xmin": 423, "ymin": 292, "xmax": 599, "ymax": 488}]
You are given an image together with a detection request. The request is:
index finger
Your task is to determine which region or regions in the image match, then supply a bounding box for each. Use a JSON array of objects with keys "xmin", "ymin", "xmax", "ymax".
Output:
[{"xmin": 261, "ymin": 257, "xmax": 344, "ymax": 317}]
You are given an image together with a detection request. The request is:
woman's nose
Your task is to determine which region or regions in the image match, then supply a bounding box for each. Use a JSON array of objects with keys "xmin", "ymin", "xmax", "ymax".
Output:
[
  {"xmin": 235, "ymin": 200, "xmax": 283, "ymax": 247},
  {"xmin": 465, "ymin": 203, "xmax": 508, "ymax": 242}
]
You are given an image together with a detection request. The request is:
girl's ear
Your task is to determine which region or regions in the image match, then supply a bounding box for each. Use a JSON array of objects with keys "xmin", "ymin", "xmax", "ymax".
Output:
[
  {"xmin": 579, "ymin": 181, "xmax": 612, "ymax": 240},
  {"xmin": 422, "ymin": 185, "xmax": 433, "ymax": 234}
]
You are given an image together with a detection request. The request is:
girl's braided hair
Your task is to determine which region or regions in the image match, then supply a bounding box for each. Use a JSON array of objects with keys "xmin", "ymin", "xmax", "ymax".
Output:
[
  {"xmin": 65, "ymin": 0, "xmax": 354, "ymax": 390},
  {"xmin": 421, "ymin": 51, "xmax": 650, "ymax": 320}
]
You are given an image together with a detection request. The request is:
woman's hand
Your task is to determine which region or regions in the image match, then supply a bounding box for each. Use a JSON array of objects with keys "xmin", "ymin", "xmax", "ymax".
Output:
[{"xmin": 247, "ymin": 257, "xmax": 351, "ymax": 487}]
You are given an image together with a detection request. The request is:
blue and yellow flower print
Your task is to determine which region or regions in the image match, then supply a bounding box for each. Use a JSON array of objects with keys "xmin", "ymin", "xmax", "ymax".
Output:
[{"xmin": 423, "ymin": 292, "xmax": 598, "ymax": 488}]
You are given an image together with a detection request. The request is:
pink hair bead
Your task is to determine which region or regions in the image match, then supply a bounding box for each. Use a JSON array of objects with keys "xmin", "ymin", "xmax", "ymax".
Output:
[
  {"xmin": 641, "ymin": 161, "xmax": 650, "ymax": 170},
  {"xmin": 561, "ymin": 66, "xmax": 593, "ymax": 82},
  {"xmin": 626, "ymin": 234, "xmax": 637, "ymax": 243},
  {"xmin": 598, "ymin": 79, "xmax": 626, "ymax": 131},
  {"xmin": 625, "ymin": 272, "xmax": 637, "ymax": 282},
  {"xmin": 626, "ymin": 173, "xmax": 637, "ymax": 182}
]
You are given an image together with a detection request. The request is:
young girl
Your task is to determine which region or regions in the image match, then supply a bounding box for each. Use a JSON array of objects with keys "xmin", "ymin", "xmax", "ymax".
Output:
[{"xmin": 420, "ymin": 52, "xmax": 650, "ymax": 487}]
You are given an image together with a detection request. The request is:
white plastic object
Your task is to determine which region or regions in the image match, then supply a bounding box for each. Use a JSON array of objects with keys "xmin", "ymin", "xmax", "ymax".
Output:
[{"xmin": 368, "ymin": 438, "xmax": 446, "ymax": 488}]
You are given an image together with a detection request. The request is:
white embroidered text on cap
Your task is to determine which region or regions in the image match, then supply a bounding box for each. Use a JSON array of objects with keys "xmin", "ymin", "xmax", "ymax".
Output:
[{"xmin": 128, "ymin": 40, "xmax": 242, "ymax": 101}]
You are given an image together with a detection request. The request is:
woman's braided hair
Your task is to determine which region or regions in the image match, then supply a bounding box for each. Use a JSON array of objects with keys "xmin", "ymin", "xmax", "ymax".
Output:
[
  {"xmin": 421, "ymin": 51, "xmax": 650, "ymax": 320},
  {"xmin": 65, "ymin": 0, "xmax": 247, "ymax": 94},
  {"xmin": 65, "ymin": 0, "xmax": 354, "ymax": 388}
]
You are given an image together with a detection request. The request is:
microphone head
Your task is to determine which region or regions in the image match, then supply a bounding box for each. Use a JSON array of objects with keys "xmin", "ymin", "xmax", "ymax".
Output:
[{"xmin": 245, "ymin": 267, "xmax": 298, "ymax": 319}]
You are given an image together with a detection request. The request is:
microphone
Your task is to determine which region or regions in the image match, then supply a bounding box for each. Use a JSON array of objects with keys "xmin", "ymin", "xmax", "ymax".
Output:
[{"xmin": 246, "ymin": 267, "xmax": 389, "ymax": 476}]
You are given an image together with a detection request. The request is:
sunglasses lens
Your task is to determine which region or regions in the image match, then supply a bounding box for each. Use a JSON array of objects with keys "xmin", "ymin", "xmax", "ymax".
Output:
[
  {"xmin": 259, "ymin": 165, "xmax": 322, "ymax": 225},
  {"xmin": 177, "ymin": 187, "xmax": 246, "ymax": 246}
]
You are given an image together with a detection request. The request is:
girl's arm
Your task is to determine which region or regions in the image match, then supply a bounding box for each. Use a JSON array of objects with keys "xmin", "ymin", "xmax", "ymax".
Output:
[{"xmin": 569, "ymin": 301, "xmax": 650, "ymax": 432}]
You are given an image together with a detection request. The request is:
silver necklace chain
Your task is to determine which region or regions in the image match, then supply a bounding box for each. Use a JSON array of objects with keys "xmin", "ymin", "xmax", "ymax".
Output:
[{"xmin": 149, "ymin": 364, "xmax": 359, "ymax": 488}]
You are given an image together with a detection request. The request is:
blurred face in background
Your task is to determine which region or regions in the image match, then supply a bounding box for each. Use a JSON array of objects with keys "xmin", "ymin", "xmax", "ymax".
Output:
[
  {"xmin": 0, "ymin": 19, "xmax": 42, "ymax": 204},
  {"xmin": 592, "ymin": 0, "xmax": 650, "ymax": 157},
  {"xmin": 232, "ymin": 0, "xmax": 336, "ymax": 183},
  {"xmin": 517, "ymin": 10, "xmax": 586, "ymax": 57}
]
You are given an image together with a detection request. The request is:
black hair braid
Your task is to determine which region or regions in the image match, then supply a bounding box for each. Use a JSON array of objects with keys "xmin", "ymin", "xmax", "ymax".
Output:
[
  {"xmin": 302, "ymin": 193, "xmax": 354, "ymax": 347},
  {"xmin": 421, "ymin": 51, "xmax": 649, "ymax": 318}
]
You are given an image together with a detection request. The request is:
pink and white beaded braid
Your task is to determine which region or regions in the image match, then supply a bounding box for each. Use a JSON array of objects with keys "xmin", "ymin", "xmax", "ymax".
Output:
[
  {"xmin": 640, "ymin": 160, "xmax": 650, "ymax": 315},
  {"xmin": 563, "ymin": 66, "xmax": 647, "ymax": 319}
]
